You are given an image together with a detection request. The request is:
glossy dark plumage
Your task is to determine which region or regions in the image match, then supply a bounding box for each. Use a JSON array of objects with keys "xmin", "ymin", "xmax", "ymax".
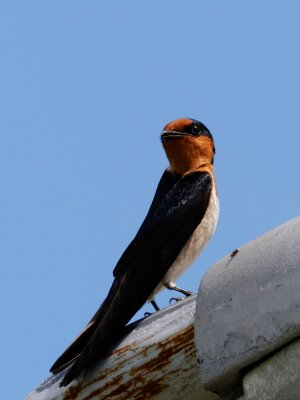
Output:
[
  {"xmin": 50, "ymin": 118, "xmax": 218, "ymax": 387},
  {"xmin": 51, "ymin": 171, "xmax": 212, "ymax": 386}
]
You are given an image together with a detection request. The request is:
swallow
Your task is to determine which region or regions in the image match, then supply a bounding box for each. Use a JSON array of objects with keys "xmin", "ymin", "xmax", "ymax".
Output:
[{"xmin": 50, "ymin": 118, "xmax": 219, "ymax": 386}]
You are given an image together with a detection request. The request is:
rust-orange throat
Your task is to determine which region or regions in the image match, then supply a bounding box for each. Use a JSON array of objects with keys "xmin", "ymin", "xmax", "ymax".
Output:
[{"xmin": 161, "ymin": 118, "xmax": 215, "ymax": 176}]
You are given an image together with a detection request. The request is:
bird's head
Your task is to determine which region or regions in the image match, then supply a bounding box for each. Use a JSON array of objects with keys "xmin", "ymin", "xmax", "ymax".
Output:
[{"xmin": 161, "ymin": 118, "xmax": 215, "ymax": 175}]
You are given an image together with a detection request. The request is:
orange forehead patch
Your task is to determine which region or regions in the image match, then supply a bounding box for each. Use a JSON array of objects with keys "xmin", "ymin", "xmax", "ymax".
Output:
[{"xmin": 163, "ymin": 118, "xmax": 193, "ymax": 132}]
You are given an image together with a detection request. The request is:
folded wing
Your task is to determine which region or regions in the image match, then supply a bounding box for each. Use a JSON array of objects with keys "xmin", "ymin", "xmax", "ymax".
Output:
[{"xmin": 51, "ymin": 170, "xmax": 212, "ymax": 386}]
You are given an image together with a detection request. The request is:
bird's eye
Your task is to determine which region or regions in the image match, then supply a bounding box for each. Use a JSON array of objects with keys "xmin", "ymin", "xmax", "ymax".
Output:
[{"xmin": 191, "ymin": 125, "xmax": 201, "ymax": 135}]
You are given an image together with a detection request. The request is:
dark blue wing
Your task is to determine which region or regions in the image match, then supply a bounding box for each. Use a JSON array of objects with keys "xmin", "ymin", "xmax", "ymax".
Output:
[{"xmin": 52, "ymin": 170, "xmax": 213, "ymax": 385}]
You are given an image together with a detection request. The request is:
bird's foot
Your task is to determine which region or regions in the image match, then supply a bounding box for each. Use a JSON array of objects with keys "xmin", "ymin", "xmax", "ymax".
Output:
[
  {"xmin": 151, "ymin": 299, "xmax": 160, "ymax": 311},
  {"xmin": 169, "ymin": 296, "xmax": 184, "ymax": 304},
  {"xmin": 170, "ymin": 285, "xmax": 193, "ymax": 297},
  {"xmin": 144, "ymin": 300, "xmax": 160, "ymax": 317},
  {"xmin": 169, "ymin": 286, "xmax": 194, "ymax": 304}
]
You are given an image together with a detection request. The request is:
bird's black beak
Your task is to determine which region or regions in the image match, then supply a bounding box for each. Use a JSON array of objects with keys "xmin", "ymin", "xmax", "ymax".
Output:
[{"xmin": 161, "ymin": 130, "xmax": 193, "ymax": 142}]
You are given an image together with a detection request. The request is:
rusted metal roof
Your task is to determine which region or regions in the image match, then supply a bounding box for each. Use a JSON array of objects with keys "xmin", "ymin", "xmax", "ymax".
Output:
[{"xmin": 26, "ymin": 296, "xmax": 218, "ymax": 400}]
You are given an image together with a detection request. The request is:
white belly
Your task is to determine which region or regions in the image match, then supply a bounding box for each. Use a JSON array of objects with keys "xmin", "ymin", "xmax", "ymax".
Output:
[{"xmin": 149, "ymin": 187, "xmax": 219, "ymax": 300}]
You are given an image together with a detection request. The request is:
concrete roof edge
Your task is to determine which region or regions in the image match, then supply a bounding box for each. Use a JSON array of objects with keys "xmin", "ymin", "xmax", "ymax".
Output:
[{"xmin": 194, "ymin": 216, "xmax": 300, "ymax": 396}]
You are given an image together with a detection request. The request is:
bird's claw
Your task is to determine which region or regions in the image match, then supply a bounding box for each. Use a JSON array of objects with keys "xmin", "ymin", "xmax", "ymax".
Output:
[
  {"xmin": 144, "ymin": 311, "xmax": 153, "ymax": 318},
  {"xmin": 169, "ymin": 296, "xmax": 184, "ymax": 304}
]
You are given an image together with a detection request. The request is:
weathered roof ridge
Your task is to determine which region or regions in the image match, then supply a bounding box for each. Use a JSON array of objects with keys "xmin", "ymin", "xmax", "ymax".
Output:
[{"xmin": 26, "ymin": 216, "xmax": 300, "ymax": 400}]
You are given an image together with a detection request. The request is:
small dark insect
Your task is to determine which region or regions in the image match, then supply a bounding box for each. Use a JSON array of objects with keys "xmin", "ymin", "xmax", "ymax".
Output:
[{"xmin": 230, "ymin": 248, "xmax": 239, "ymax": 257}]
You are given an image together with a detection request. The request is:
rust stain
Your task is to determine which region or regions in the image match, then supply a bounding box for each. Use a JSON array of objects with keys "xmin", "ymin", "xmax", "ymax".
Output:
[
  {"xmin": 81, "ymin": 375, "xmax": 169, "ymax": 400},
  {"xmin": 63, "ymin": 325, "xmax": 195, "ymax": 400},
  {"xmin": 111, "ymin": 342, "xmax": 138, "ymax": 357},
  {"xmin": 63, "ymin": 382, "xmax": 84, "ymax": 400},
  {"xmin": 131, "ymin": 325, "xmax": 194, "ymax": 376}
]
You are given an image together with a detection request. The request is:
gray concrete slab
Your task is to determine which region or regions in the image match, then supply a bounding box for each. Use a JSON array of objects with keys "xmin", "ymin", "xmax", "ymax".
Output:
[
  {"xmin": 194, "ymin": 217, "xmax": 300, "ymax": 396},
  {"xmin": 240, "ymin": 338, "xmax": 300, "ymax": 400}
]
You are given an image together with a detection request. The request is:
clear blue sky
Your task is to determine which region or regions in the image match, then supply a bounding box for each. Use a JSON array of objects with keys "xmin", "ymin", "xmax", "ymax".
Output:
[{"xmin": 1, "ymin": 2, "xmax": 299, "ymax": 398}]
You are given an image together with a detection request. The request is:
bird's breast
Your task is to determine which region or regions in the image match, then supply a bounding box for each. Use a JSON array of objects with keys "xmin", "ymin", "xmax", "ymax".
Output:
[{"xmin": 149, "ymin": 186, "xmax": 219, "ymax": 299}]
